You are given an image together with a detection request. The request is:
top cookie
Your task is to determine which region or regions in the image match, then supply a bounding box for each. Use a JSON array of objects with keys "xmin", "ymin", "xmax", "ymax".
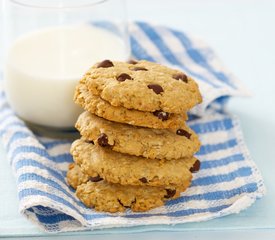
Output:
[{"xmin": 83, "ymin": 60, "xmax": 202, "ymax": 114}]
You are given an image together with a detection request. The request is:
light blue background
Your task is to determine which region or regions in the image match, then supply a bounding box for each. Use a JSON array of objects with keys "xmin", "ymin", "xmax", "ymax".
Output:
[{"xmin": 1, "ymin": 0, "xmax": 275, "ymax": 239}]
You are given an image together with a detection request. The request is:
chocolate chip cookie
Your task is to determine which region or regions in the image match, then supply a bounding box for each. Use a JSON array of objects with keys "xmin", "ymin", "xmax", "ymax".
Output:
[
  {"xmin": 71, "ymin": 139, "xmax": 200, "ymax": 188},
  {"xmin": 83, "ymin": 60, "xmax": 202, "ymax": 114},
  {"xmin": 76, "ymin": 111, "xmax": 200, "ymax": 160},
  {"xmin": 67, "ymin": 163, "xmax": 190, "ymax": 212},
  {"xmin": 74, "ymin": 83, "xmax": 187, "ymax": 129},
  {"xmin": 76, "ymin": 181, "xmax": 191, "ymax": 213}
]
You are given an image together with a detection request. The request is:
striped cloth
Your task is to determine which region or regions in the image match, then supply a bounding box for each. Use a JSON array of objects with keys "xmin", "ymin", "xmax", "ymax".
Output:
[{"xmin": 0, "ymin": 22, "xmax": 265, "ymax": 232}]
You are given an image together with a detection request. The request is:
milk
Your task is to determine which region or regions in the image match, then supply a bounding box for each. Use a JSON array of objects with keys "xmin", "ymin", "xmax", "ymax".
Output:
[{"xmin": 4, "ymin": 25, "xmax": 129, "ymax": 128}]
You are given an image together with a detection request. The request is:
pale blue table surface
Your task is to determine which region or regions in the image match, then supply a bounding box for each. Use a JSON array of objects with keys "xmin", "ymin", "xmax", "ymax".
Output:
[{"xmin": 1, "ymin": 0, "xmax": 275, "ymax": 239}]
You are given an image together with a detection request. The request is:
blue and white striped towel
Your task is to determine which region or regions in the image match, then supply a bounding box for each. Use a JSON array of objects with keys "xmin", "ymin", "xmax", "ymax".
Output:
[{"xmin": 0, "ymin": 22, "xmax": 265, "ymax": 232}]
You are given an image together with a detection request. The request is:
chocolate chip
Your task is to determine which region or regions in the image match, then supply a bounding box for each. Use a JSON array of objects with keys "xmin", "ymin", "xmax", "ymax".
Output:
[
  {"xmin": 116, "ymin": 73, "xmax": 132, "ymax": 82},
  {"xmin": 132, "ymin": 67, "xmax": 148, "ymax": 71},
  {"xmin": 172, "ymin": 73, "xmax": 188, "ymax": 83},
  {"xmin": 90, "ymin": 175, "xmax": 103, "ymax": 182},
  {"xmin": 118, "ymin": 199, "xmax": 127, "ymax": 208},
  {"xmin": 139, "ymin": 177, "xmax": 148, "ymax": 183},
  {"xmin": 118, "ymin": 199, "xmax": 135, "ymax": 208},
  {"xmin": 164, "ymin": 189, "xmax": 176, "ymax": 198},
  {"xmin": 153, "ymin": 110, "xmax": 170, "ymax": 121},
  {"xmin": 190, "ymin": 159, "xmax": 201, "ymax": 173},
  {"xmin": 176, "ymin": 129, "xmax": 191, "ymax": 139},
  {"xmin": 147, "ymin": 84, "xmax": 164, "ymax": 94},
  {"xmin": 97, "ymin": 133, "xmax": 110, "ymax": 147},
  {"xmin": 128, "ymin": 59, "xmax": 138, "ymax": 64},
  {"xmin": 85, "ymin": 140, "xmax": 94, "ymax": 145},
  {"xmin": 97, "ymin": 60, "xmax": 114, "ymax": 68}
]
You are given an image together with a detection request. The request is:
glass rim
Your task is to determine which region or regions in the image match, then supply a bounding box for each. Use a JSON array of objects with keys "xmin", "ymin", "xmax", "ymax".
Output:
[{"xmin": 9, "ymin": 0, "xmax": 108, "ymax": 10}]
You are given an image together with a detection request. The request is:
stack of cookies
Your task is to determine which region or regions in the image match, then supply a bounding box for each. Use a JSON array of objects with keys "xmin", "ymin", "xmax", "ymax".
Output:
[{"xmin": 67, "ymin": 60, "xmax": 202, "ymax": 213}]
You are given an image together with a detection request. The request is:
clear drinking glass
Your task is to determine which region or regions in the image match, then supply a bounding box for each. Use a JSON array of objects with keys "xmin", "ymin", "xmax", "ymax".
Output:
[{"xmin": 3, "ymin": 0, "xmax": 129, "ymax": 136}]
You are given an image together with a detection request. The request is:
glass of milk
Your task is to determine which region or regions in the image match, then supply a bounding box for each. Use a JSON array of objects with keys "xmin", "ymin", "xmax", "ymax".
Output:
[{"xmin": 3, "ymin": 0, "xmax": 130, "ymax": 137}]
